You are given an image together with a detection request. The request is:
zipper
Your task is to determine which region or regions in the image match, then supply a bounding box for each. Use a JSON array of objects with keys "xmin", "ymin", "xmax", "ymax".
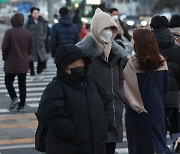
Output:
[{"xmin": 107, "ymin": 61, "xmax": 116, "ymax": 127}]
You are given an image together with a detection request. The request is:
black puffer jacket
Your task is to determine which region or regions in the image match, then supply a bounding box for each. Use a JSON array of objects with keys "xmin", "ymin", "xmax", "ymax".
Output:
[
  {"xmin": 37, "ymin": 44, "xmax": 114, "ymax": 154},
  {"xmin": 153, "ymin": 28, "xmax": 180, "ymax": 108}
]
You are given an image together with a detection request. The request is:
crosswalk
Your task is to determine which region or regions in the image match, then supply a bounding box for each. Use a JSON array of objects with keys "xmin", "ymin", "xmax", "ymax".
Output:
[
  {"xmin": 0, "ymin": 57, "xmax": 129, "ymax": 153},
  {"xmin": 0, "ymin": 57, "xmax": 173, "ymax": 154},
  {"xmin": 0, "ymin": 58, "xmax": 56, "ymax": 113}
]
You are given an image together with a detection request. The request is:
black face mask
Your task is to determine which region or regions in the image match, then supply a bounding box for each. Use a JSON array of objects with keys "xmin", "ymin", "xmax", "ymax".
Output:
[{"xmin": 65, "ymin": 67, "xmax": 86, "ymax": 82}]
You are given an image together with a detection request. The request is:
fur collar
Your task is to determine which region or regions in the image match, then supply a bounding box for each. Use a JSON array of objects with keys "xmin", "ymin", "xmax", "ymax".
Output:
[{"xmin": 76, "ymin": 35, "xmax": 127, "ymax": 59}]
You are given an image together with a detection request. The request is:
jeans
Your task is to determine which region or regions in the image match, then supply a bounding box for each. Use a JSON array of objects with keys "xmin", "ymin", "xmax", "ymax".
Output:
[{"xmin": 5, "ymin": 73, "xmax": 26, "ymax": 107}]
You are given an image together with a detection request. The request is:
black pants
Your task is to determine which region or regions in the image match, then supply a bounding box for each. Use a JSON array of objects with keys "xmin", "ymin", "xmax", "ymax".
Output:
[
  {"xmin": 106, "ymin": 142, "xmax": 116, "ymax": 154},
  {"xmin": 5, "ymin": 73, "xmax": 26, "ymax": 107},
  {"xmin": 29, "ymin": 57, "xmax": 45, "ymax": 75}
]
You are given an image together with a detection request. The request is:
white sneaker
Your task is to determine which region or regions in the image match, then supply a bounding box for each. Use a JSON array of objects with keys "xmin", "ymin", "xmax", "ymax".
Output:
[{"xmin": 9, "ymin": 97, "xmax": 20, "ymax": 110}]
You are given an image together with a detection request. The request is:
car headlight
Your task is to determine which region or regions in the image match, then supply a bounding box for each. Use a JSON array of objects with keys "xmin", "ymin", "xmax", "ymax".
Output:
[
  {"xmin": 54, "ymin": 19, "xmax": 58, "ymax": 23},
  {"xmin": 127, "ymin": 20, "xmax": 135, "ymax": 26},
  {"xmin": 81, "ymin": 18, "xmax": 88, "ymax": 23},
  {"xmin": 141, "ymin": 20, "xmax": 147, "ymax": 27}
]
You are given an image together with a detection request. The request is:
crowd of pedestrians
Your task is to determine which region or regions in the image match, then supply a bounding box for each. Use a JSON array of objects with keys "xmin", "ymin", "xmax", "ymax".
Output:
[{"xmin": 1, "ymin": 5, "xmax": 180, "ymax": 154}]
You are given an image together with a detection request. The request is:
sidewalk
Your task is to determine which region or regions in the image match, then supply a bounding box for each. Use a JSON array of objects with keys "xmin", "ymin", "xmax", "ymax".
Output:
[{"xmin": 0, "ymin": 113, "xmax": 37, "ymax": 148}]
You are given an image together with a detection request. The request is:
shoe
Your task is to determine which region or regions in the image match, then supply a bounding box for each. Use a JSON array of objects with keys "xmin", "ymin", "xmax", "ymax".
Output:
[
  {"xmin": 9, "ymin": 97, "xmax": 20, "ymax": 110},
  {"xmin": 29, "ymin": 75, "xmax": 36, "ymax": 81},
  {"xmin": 17, "ymin": 106, "xmax": 25, "ymax": 112},
  {"xmin": 35, "ymin": 74, "xmax": 44, "ymax": 80}
]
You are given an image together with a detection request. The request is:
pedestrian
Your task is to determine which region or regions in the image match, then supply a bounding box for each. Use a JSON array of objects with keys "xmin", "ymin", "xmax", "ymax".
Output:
[
  {"xmin": 25, "ymin": 7, "xmax": 48, "ymax": 80},
  {"xmin": 170, "ymin": 14, "xmax": 180, "ymax": 44},
  {"xmin": 2, "ymin": 13, "xmax": 32, "ymax": 112},
  {"xmin": 72, "ymin": 8, "xmax": 82, "ymax": 32},
  {"xmin": 150, "ymin": 15, "xmax": 180, "ymax": 153},
  {"xmin": 36, "ymin": 44, "xmax": 114, "ymax": 154},
  {"xmin": 43, "ymin": 20, "xmax": 51, "ymax": 70},
  {"xmin": 124, "ymin": 28, "xmax": 169, "ymax": 154},
  {"xmin": 76, "ymin": 8, "xmax": 128, "ymax": 154},
  {"xmin": 109, "ymin": 8, "xmax": 132, "ymax": 42},
  {"xmin": 50, "ymin": 7, "xmax": 80, "ymax": 58}
]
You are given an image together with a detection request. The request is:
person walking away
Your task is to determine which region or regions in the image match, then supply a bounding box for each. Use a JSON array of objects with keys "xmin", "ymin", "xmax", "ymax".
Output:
[
  {"xmin": 150, "ymin": 15, "xmax": 180, "ymax": 153},
  {"xmin": 170, "ymin": 14, "xmax": 180, "ymax": 44},
  {"xmin": 76, "ymin": 8, "xmax": 128, "ymax": 154},
  {"xmin": 109, "ymin": 8, "xmax": 132, "ymax": 42},
  {"xmin": 25, "ymin": 7, "xmax": 48, "ymax": 80},
  {"xmin": 43, "ymin": 20, "xmax": 51, "ymax": 69},
  {"xmin": 50, "ymin": 7, "xmax": 80, "ymax": 58},
  {"xmin": 36, "ymin": 44, "xmax": 114, "ymax": 154},
  {"xmin": 2, "ymin": 13, "xmax": 32, "ymax": 112},
  {"xmin": 124, "ymin": 28, "xmax": 169, "ymax": 154}
]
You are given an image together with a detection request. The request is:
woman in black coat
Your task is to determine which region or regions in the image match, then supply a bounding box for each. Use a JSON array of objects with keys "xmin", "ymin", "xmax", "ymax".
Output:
[{"xmin": 36, "ymin": 44, "xmax": 114, "ymax": 154}]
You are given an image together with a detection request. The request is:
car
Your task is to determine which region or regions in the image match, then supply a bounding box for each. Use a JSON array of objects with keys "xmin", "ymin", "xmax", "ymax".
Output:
[{"xmin": 120, "ymin": 15, "xmax": 147, "ymax": 29}]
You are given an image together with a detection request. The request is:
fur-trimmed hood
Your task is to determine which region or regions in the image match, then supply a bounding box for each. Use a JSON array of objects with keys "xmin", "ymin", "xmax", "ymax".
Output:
[{"xmin": 76, "ymin": 35, "xmax": 127, "ymax": 60}]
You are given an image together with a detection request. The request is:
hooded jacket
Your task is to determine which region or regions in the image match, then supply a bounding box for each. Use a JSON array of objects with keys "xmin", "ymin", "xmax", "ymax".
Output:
[
  {"xmin": 36, "ymin": 44, "xmax": 114, "ymax": 154},
  {"xmin": 2, "ymin": 13, "xmax": 32, "ymax": 73},
  {"xmin": 153, "ymin": 28, "xmax": 180, "ymax": 108},
  {"xmin": 76, "ymin": 8, "xmax": 128, "ymax": 143},
  {"xmin": 50, "ymin": 15, "xmax": 80, "ymax": 57}
]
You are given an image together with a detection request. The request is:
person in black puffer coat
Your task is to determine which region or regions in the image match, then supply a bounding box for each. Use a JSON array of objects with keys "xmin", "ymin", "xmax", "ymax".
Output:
[
  {"xmin": 36, "ymin": 44, "xmax": 114, "ymax": 154},
  {"xmin": 150, "ymin": 15, "xmax": 180, "ymax": 153}
]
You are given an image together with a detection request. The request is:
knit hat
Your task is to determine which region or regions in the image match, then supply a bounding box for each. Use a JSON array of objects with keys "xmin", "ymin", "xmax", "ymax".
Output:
[
  {"xmin": 170, "ymin": 14, "xmax": 180, "ymax": 28},
  {"xmin": 150, "ymin": 15, "xmax": 170, "ymax": 29}
]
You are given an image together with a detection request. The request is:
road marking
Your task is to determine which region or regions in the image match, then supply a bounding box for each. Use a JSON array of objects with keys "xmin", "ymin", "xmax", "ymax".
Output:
[
  {"xmin": 0, "ymin": 109, "xmax": 9, "ymax": 113},
  {"xmin": 0, "ymin": 114, "xmax": 35, "ymax": 121},
  {"xmin": 6, "ymin": 92, "xmax": 42, "ymax": 97},
  {"xmin": 1, "ymin": 82, "xmax": 49, "ymax": 88},
  {"xmin": 27, "ymin": 103, "xmax": 39, "ymax": 108},
  {"xmin": 0, "ymin": 138, "xmax": 35, "ymax": 145},
  {"xmin": 115, "ymin": 148, "xmax": 128, "ymax": 153},
  {"xmin": 1, "ymin": 87, "xmax": 46, "ymax": 93},
  {"xmin": 0, "ymin": 120, "xmax": 37, "ymax": 129}
]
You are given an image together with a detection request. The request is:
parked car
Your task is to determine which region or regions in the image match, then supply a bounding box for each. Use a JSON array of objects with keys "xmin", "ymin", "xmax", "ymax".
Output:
[{"xmin": 120, "ymin": 15, "xmax": 147, "ymax": 29}]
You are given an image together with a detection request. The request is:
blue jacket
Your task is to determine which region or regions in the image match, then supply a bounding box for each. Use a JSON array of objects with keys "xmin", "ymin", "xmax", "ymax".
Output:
[{"xmin": 50, "ymin": 16, "xmax": 80, "ymax": 57}]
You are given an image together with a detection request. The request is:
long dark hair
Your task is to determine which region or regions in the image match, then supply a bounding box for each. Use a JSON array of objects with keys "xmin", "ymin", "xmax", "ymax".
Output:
[{"xmin": 133, "ymin": 28, "xmax": 165, "ymax": 71}]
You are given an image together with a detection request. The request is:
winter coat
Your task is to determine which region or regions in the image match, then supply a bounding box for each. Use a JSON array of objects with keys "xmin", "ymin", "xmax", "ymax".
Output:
[
  {"xmin": 36, "ymin": 44, "xmax": 114, "ymax": 154},
  {"xmin": 25, "ymin": 15, "xmax": 48, "ymax": 62},
  {"xmin": 76, "ymin": 35, "xmax": 128, "ymax": 142},
  {"xmin": 124, "ymin": 56, "xmax": 169, "ymax": 154},
  {"xmin": 50, "ymin": 15, "xmax": 80, "ymax": 57},
  {"xmin": 2, "ymin": 24, "xmax": 32, "ymax": 73},
  {"xmin": 153, "ymin": 28, "xmax": 180, "ymax": 109}
]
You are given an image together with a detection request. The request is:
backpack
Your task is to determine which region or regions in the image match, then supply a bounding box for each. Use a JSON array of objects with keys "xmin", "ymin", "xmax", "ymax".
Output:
[{"xmin": 35, "ymin": 112, "xmax": 48, "ymax": 152}]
